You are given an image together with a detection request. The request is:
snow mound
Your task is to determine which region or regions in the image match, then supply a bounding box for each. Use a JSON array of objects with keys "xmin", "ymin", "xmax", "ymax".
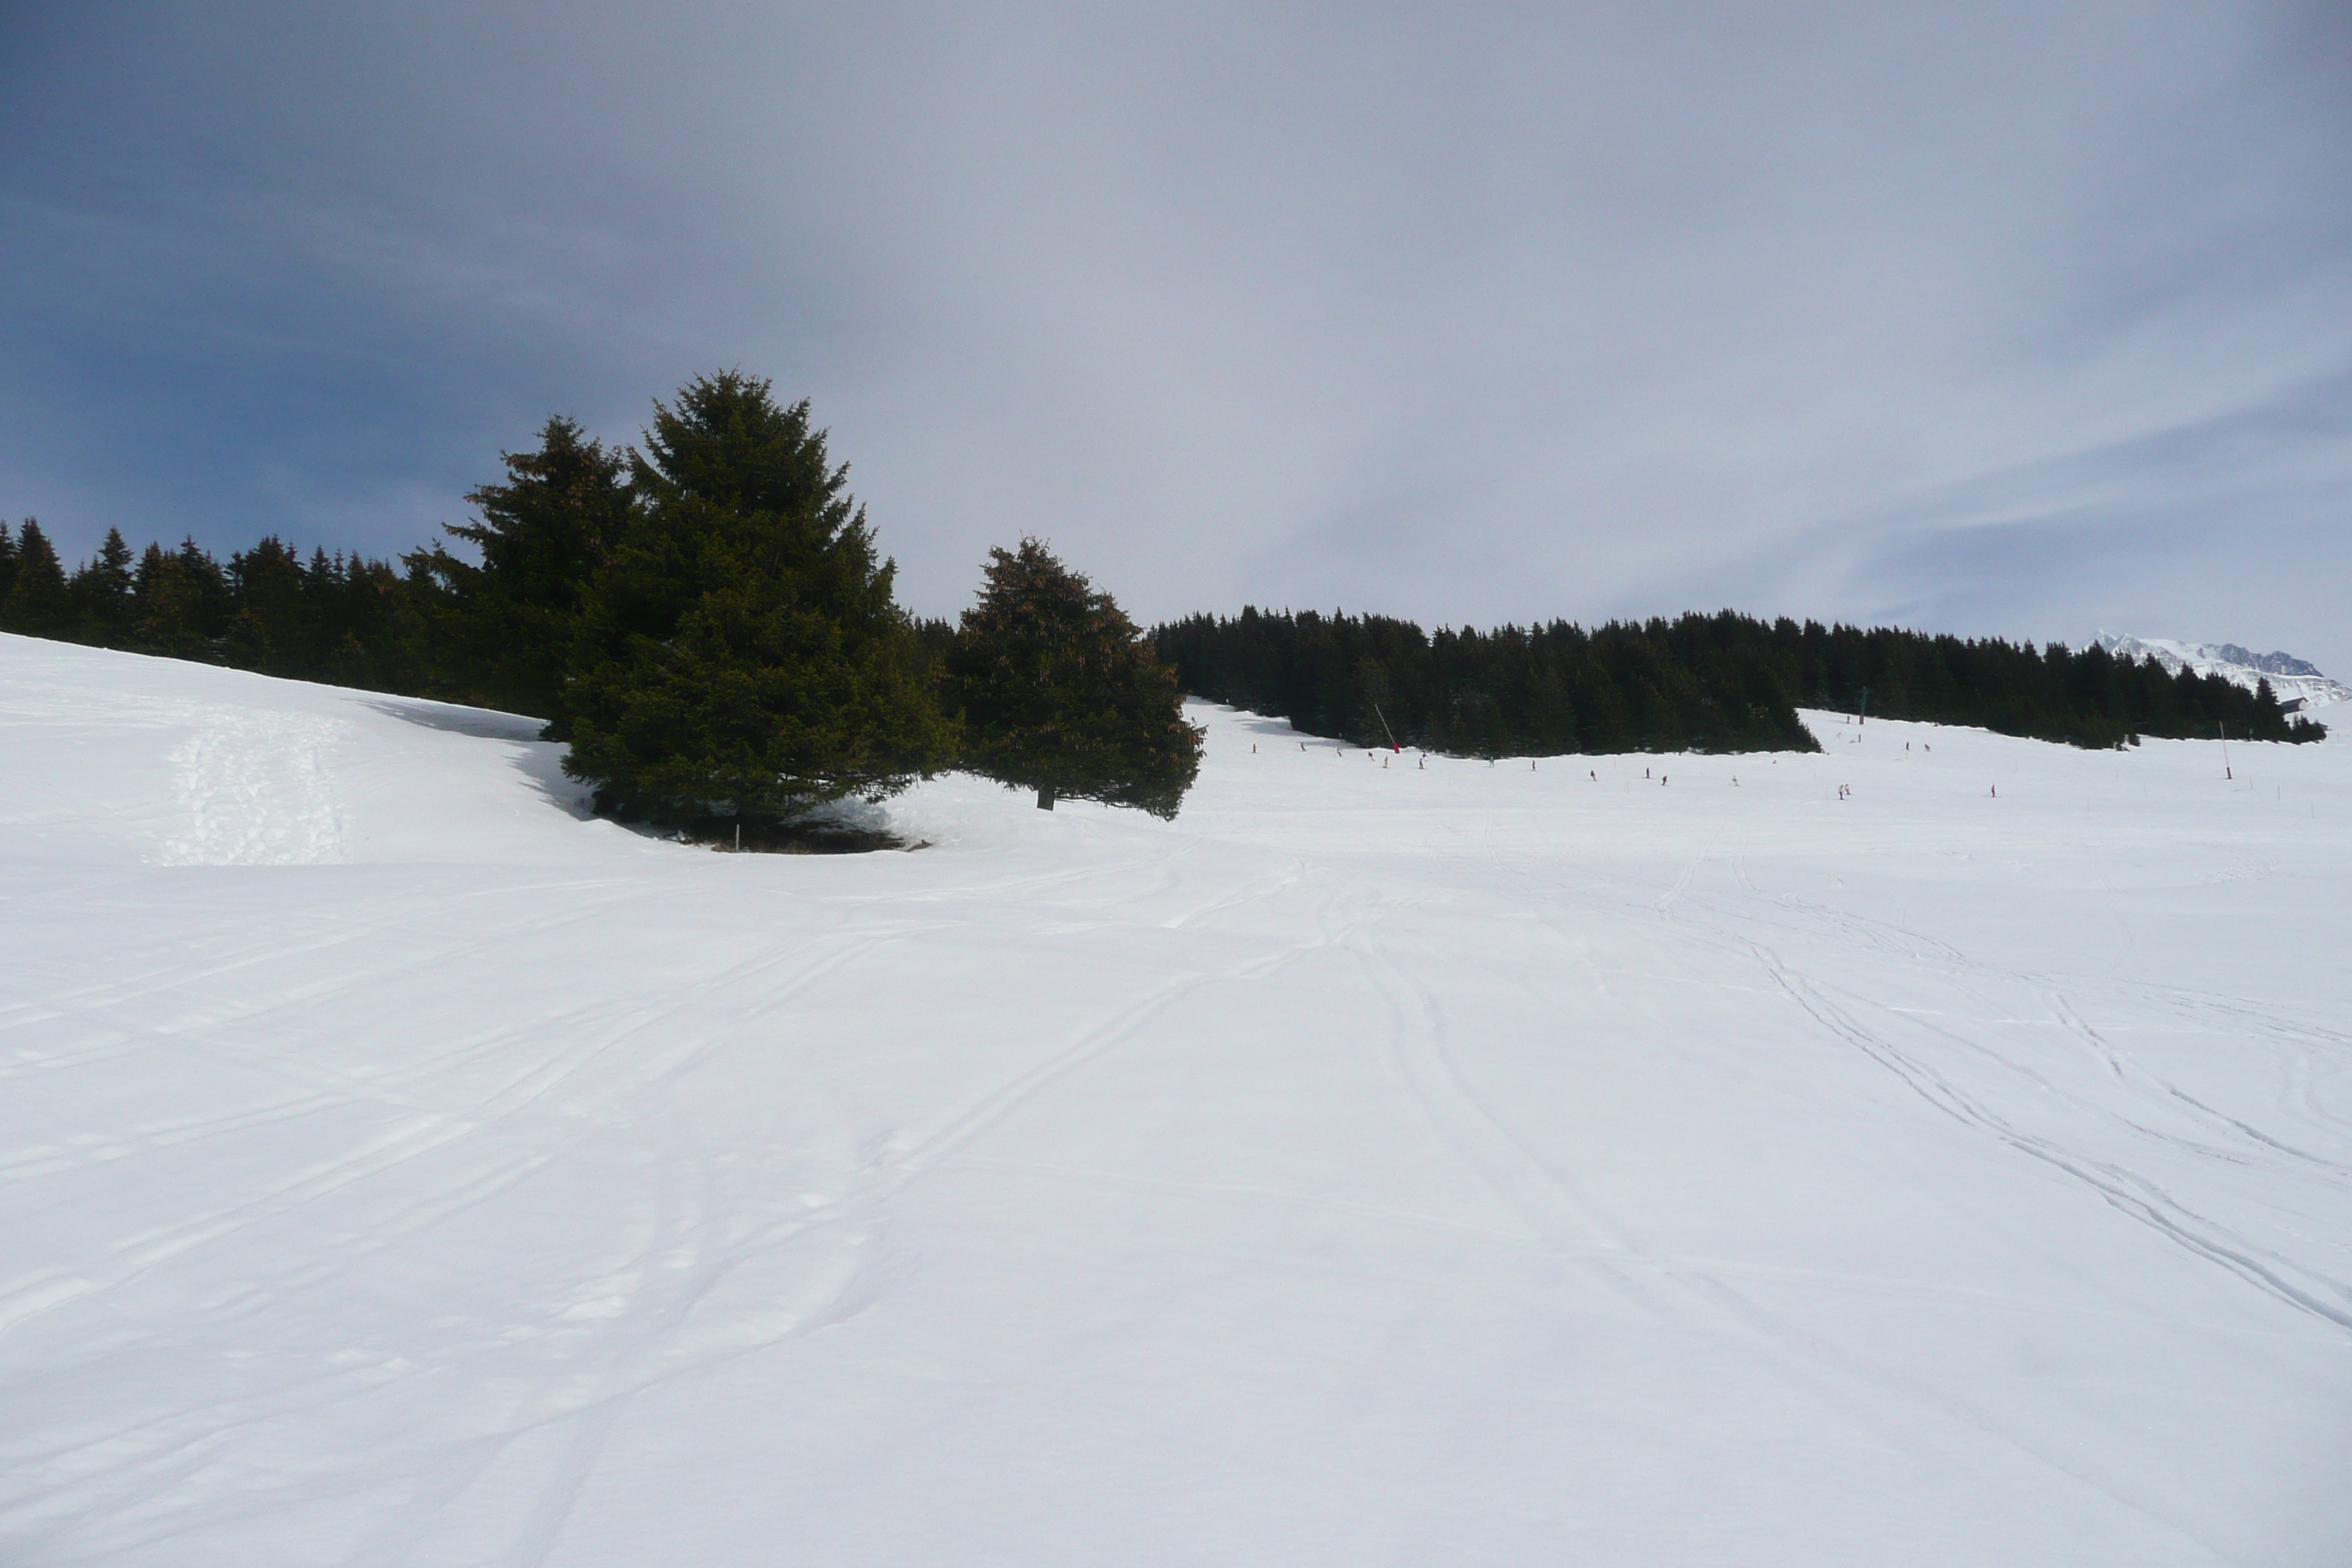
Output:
[{"xmin": 3, "ymin": 633, "xmax": 2349, "ymax": 1567}]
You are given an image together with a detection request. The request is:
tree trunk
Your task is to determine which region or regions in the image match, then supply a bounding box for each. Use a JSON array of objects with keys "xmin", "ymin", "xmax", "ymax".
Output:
[{"xmin": 1036, "ymin": 785, "xmax": 1056, "ymax": 810}]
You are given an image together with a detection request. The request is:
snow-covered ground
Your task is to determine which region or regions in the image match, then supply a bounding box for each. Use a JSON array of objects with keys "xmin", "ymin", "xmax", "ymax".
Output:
[{"xmin": 3, "ymin": 631, "xmax": 2348, "ymax": 1567}]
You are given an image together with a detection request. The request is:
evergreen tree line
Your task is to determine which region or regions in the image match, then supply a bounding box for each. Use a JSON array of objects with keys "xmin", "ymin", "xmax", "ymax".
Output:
[
  {"xmin": 0, "ymin": 519, "xmax": 416, "ymax": 691},
  {"xmin": 4, "ymin": 373, "xmax": 2321, "ymax": 823},
  {"xmin": 1154, "ymin": 607, "xmax": 2326, "ymax": 755},
  {"xmin": 0, "ymin": 372, "xmax": 1202, "ymax": 832}
]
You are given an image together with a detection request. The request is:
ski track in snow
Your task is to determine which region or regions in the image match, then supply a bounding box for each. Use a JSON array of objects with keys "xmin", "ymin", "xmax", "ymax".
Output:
[
  {"xmin": 157, "ymin": 706, "xmax": 351, "ymax": 867},
  {"xmin": 1385, "ymin": 824, "xmax": 2307, "ymax": 1558},
  {"xmin": 1698, "ymin": 849, "xmax": 2352, "ymax": 1335},
  {"xmin": 2, "ymin": 637, "xmax": 2349, "ymax": 1566},
  {"xmin": 0, "ymin": 678, "xmax": 352, "ymax": 867}
]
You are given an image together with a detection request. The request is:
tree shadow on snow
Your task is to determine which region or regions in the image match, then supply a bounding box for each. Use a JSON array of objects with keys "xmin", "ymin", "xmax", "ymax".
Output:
[
  {"xmin": 356, "ymin": 696, "xmax": 548, "ymax": 743},
  {"xmin": 355, "ymin": 696, "xmax": 599, "ymax": 821},
  {"xmin": 508, "ymin": 742, "xmax": 599, "ymax": 822},
  {"xmin": 355, "ymin": 696, "xmax": 919, "ymax": 850},
  {"xmin": 1195, "ymin": 702, "xmax": 1340, "ymax": 747}
]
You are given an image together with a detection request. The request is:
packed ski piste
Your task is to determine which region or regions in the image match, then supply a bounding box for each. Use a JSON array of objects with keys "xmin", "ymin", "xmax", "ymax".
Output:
[{"xmin": 3, "ymin": 633, "xmax": 2348, "ymax": 1566}]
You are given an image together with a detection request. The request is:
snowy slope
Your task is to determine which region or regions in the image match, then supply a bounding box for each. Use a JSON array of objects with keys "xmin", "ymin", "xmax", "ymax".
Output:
[
  {"xmin": 2, "ymin": 633, "xmax": 2348, "ymax": 1567},
  {"xmin": 2095, "ymin": 633, "xmax": 2352, "ymax": 709}
]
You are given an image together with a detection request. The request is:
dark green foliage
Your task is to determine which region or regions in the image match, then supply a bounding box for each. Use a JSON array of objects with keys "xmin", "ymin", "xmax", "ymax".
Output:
[
  {"xmin": 69, "ymin": 528, "xmax": 135, "ymax": 640},
  {"xmin": 910, "ymin": 615, "xmax": 959, "ymax": 667},
  {"xmin": 0, "ymin": 519, "xmax": 409, "ymax": 686},
  {"xmin": 224, "ymin": 537, "xmax": 310, "ymax": 671},
  {"xmin": 1157, "ymin": 609, "xmax": 2325, "ymax": 754},
  {"xmin": 405, "ymin": 416, "xmax": 632, "ymax": 723},
  {"xmin": 0, "ymin": 520, "xmax": 74, "ymax": 636},
  {"xmin": 559, "ymin": 372, "xmax": 951, "ymax": 825},
  {"xmin": 10, "ymin": 360, "xmax": 2323, "ymax": 829},
  {"xmin": 4, "ymin": 379, "xmax": 951, "ymax": 842},
  {"xmin": 1751, "ymin": 620, "xmax": 2322, "ymax": 746},
  {"xmin": 203, "ymin": 538, "xmax": 406, "ymax": 688},
  {"xmin": 129, "ymin": 538, "xmax": 234, "ymax": 658},
  {"xmin": 1157, "ymin": 608, "xmax": 1817, "ymax": 755},
  {"xmin": 946, "ymin": 539, "xmax": 1203, "ymax": 816}
]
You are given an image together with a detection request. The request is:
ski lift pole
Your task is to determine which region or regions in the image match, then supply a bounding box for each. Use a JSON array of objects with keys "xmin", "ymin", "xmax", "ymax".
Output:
[
  {"xmin": 2220, "ymin": 720, "xmax": 2231, "ymax": 780},
  {"xmin": 1373, "ymin": 702, "xmax": 1401, "ymax": 753},
  {"xmin": 1858, "ymin": 685, "xmax": 1869, "ymax": 727}
]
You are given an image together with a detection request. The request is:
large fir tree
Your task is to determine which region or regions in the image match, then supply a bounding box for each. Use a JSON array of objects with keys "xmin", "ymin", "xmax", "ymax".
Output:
[
  {"xmin": 407, "ymin": 415, "xmax": 632, "ymax": 722},
  {"xmin": 559, "ymin": 372, "xmax": 951, "ymax": 826},
  {"xmin": 946, "ymin": 538, "xmax": 1203, "ymax": 815}
]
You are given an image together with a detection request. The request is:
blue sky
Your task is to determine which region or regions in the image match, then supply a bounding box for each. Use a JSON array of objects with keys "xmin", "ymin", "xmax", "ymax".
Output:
[{"xmin": 4, "ymin": 2, "xmax": 2348, "ymax": 668}]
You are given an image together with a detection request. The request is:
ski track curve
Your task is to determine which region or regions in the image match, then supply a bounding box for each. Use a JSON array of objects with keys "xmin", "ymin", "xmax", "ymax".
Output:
[
  {"xmin": 1336, "ymin": 873, "xmax": 2236, "ymax": 1561},
  {"xmin": 1744, "ymin": 942, "xmax": 2352, "ymax": 1336}
]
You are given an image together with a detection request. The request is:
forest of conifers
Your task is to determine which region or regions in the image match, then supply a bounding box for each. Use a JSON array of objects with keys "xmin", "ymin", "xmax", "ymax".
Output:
[
  {"xmin": 0, "ymin": 518, "xmax": 2326, "ymax": 757},
  {"xmin": 0, "ymin": 521, "xmax": 426, "ymax": 697},
  {"xmin": 1153, "ymin": 608, "xmax": 2323, "ymax": 753}
]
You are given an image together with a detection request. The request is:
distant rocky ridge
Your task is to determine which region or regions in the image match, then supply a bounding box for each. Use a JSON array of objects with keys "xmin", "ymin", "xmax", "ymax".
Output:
[{"xmin": 2094, "ymin": 635, "xmax": 2351, "ymax": 711}]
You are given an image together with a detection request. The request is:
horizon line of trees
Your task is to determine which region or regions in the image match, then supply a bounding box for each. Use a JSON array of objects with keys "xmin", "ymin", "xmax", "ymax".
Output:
[
  {"xmin": 1, "ymin": 390, "xmax": 2324, "ymax": 803},
  {"xmin": 0, "ymin": 372, "xmax": 1203, "ymax": 830},
  {"xmin": 1153, "ymin": 607, "xmax": 2325, "ymax": 755}
]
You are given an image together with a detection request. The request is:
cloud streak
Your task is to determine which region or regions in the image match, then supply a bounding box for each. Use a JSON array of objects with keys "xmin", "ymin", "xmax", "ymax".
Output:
[{"xmin": 4, "ymin": 1, "xmax": 2347, "ymax": 666}]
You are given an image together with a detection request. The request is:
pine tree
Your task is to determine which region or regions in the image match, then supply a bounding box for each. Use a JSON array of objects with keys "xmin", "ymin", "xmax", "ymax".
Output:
[
  {"xmin": 1351, "ymin": 655, "xmax": 1397, "ymax": 749},
  {"xmin": 0, "ymin": 520, "xmax": 73, "ymax": 636},
  {"xmin": 0, "ymin": 521, "xmax": 18, "ymax": 607},
  {"xmin": 225, "ymin": 536, "xmax": 310, "ymax": 675},
  {"xmin": 560, "ymin": 372, "xmax": 951, "ymax": 827},
  {"xmin": 130, "ymin": 542, "xmax": 193, "ymax": 656},
  {"xmin": 323, "ymin": 552, "xmax": 407, "ymax": 691},
  {"xmin": 946, "ymin": 538, "xmax": 1203, "ymax": 815},
  {"xmin": 407, "ymin": 415, "xmax": 631, "ymax": 720},
  {"xmin": 70, "ymin": 527, "xmax": 135, "ymax": 641},
  {"xmin": 132, "ymin": 537, "xmax": 233, "ymax": 657}
]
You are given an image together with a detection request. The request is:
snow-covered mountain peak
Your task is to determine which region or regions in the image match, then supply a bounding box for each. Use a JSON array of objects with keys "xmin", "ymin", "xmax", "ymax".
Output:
[{"xmin": 2093, "ymin": 633, "xmax": 2351, "ymax": 710}]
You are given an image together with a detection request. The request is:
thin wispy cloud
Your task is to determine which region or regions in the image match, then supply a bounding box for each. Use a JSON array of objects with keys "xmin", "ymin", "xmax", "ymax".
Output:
[{"xmin": 4, "ymin": 1, "xmax": 2346, "ymax": 664}]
